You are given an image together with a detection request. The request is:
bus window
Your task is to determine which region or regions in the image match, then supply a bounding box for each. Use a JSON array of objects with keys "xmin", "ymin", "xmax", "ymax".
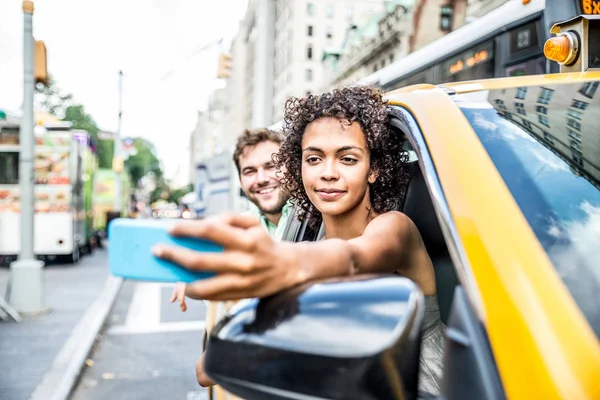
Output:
[
  {"xmin": 534, "ymin": 56, "xmax": 546, "ymax": 74},
  {"xmin": 390, "ymin": 67, "xmax": 434, "ymax": 90},
  {"xmin": 506, "ymin": 61, "xmax": 534, "ymax": 77},
  {"xmin": 440, "ymin": 40, "xmax": 495, "ymax": 83},
  {"xmin": 507, "ymin": 56, "xmax": 546, "ymax": 77},
  {"xmin": 508, "ymin": 20, "xmax": 540, "ymax": 56}
]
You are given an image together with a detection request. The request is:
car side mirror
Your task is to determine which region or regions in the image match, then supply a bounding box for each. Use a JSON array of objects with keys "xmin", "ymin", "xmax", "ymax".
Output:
[{"xmin": 204, "ymin": 275, "xmax": 425, "ymax": 400}]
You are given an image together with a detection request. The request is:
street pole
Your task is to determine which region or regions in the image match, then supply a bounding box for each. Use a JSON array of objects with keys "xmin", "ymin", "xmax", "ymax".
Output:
[
  {"xmin": 113, "ymin": 70, "xmax": 123, "ymax": 213},
  {"xmin": 7, "ymin": 0, "xmax": 46, "ymax": 314}
]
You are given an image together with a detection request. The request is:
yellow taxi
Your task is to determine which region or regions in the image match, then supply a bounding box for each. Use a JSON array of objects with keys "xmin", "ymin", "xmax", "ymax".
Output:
[{"xmin": 203, "ymin": 15, "xmax": 600, "ymax": 400}]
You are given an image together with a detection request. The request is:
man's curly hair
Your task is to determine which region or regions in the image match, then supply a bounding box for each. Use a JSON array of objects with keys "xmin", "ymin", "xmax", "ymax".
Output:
[{"xmin": 275, "ymin": 85, "xmax": 410, "ymax": 227}]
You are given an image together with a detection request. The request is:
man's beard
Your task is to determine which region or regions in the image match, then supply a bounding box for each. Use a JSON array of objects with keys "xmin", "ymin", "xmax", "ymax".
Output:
[{"xmin": 254, "ymin": 190, "xmax": 288, "ymax": 216}]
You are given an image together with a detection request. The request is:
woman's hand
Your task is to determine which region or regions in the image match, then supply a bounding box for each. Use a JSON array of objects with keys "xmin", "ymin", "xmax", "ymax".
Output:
[{"xmin": 152, "ymin": 213, "xmax": 303, "ymax": 301}]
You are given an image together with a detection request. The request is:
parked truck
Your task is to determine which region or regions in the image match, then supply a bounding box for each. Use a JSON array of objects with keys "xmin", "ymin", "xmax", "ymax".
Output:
[
  {"xmin": 0, "ymin": 119, "xmax": 97, "ymax": 265},
  {"xmin": 91, "ymin": 168, "xmax": 131, "ymax": 236}
]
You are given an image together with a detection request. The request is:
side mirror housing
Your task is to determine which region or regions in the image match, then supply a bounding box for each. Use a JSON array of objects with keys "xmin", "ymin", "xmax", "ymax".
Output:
[{"xmin": 205, "ymin": 275, "xmax": 425, "ymax": 400}]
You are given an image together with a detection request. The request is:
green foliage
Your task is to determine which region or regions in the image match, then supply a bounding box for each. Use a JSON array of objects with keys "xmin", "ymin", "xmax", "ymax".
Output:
[
  {"xmin": 168, "ymin": 184, "xmax": 194, "ymax": 204},
  {"xmin": 35, "ymin": 77, "xmax": 166, "ymax": 188},
  {"xmin": 62, "ymin": 104, "xmax": 118, "ymax": 169},
  {"xmin": 96, "ymin": 140, "xmax": 115, "ymax": 169},
  {"xmin": 150, "ymin": 181, "xmax": 170, "ymax": 204},
  {"xmin": 35, "ymin": 76, "xmax": 73, "ymax": 118},
  {"xmin": 125, "ymin": 138, "xmax": 164, "ymax": 185},
  {"xmin": 149, "ymin": 183, "xmax": 192, "ymax": 205},
  {"xmin": 63, "ymin": 104, "xmax": 98, "ymax": 135}
]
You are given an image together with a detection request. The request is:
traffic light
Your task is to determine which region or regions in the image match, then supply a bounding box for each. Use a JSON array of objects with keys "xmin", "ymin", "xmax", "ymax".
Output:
[
  {"xmin": 34, "ymin": 40, "xmax": 48, "ymax": 85},
  {"xmin": 216, "ymin": 53, "xmax": 232, "ymax": 79}
]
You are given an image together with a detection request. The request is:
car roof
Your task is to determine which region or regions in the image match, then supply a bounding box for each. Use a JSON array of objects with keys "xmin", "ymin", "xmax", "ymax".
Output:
[{"xmin": 384, "ymin": 71, "xmax": 600, "ymax": 101}]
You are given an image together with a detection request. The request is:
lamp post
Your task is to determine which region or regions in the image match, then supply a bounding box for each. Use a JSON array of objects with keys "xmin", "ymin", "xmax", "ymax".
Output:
[
  {"xmin": 113, "ymin": 70, "xmax": 124, "ymax": 214},
  {"xmin": 7, "ymin": 0, "xmax": 46, "ymax": 314}
]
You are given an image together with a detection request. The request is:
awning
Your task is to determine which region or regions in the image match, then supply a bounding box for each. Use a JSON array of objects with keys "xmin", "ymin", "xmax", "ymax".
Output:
[{"xmin": 0, "ymin": 109, "xmax": 21, "ymax": 128}]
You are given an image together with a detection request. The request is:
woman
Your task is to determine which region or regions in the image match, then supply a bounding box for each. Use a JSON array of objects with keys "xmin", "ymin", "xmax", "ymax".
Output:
[{"xmin": 155, "ymin": 85, "xmax": 445, "ymax": 395}]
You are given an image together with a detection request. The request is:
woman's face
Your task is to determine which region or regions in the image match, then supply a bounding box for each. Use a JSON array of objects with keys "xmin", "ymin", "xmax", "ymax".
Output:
[{"xmin": 301, "ymin": 117, "xmax": 375, "ymax": 217}]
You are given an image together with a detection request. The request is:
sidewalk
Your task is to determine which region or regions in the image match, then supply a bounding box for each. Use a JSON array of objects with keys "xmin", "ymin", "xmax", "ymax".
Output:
[{"xmin": 0, "ymin": 248, "xmax": 121, "ymax": 400}]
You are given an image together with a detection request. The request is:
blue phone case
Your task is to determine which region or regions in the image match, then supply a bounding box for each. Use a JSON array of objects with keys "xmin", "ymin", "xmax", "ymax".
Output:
[{"xmin": 108, "ymin": 218, "xmax": 220, "ymax": 283}]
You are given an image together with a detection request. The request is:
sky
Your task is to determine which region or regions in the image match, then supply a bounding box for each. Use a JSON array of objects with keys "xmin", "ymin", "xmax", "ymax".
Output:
[{"xmin": 0, "ymin": 0, "xmax": 248, "ymax": 185}]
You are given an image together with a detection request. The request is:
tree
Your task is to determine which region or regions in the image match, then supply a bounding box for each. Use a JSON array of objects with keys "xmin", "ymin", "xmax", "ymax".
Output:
[
  {"xmin": 96, "ymin": 140, "xmax": 115, "ymax": 169},
  {"xmin": 63, "ymin": 104, "xmax": 99, "ymax": 135},
  {"xmin": 150, "ymin": 181, "xmax": 170, "ymax": 204},
  {"xmin": 124, "ymin": 138, "xmax": 164, "ymax": 186},
  {"xmin": 36, "ymin": 77, "xmax": 166, "ymax": 187},
  {"xmin": 168, "ymin": 184, "xmax": 193, "ymax": 204},
  {"xmin": 35, "ymin": 76, "xmax": 73, "ymax": 118},
  {"xmin": 62, "ymin": 104, "xmax": 115, "ymax": 169}
]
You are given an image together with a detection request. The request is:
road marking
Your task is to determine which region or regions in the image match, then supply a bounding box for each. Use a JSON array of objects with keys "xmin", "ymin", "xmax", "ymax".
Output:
[
  {"xmin": 108, "ymin": 320, "xmax": 206, "ymax": 335},
  {"xmin": 187, "ymin": 390, "xmax": 208, "ymax": 400},
  {"xmin": 124, "ymin": 282, "xmax": 161, "ymax": 328},
  {"xmin": 109, "ymin": 282, "xmax": 206, "ymax": 335}
]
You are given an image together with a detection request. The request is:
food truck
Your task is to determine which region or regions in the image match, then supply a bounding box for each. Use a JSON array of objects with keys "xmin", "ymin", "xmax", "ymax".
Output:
[{"xmin": 0, "ymin": 116, "xmax": 95, "ymax": 265}]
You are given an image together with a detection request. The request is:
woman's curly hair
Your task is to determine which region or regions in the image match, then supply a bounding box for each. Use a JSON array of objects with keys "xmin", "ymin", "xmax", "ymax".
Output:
[{"xmin": 275, "ymin": 85, "xmax": 410, "ymax": 228}]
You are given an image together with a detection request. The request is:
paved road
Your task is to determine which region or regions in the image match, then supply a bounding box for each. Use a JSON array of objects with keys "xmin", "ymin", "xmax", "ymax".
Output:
[{"xmin": 70, "ymin": 280, "xmax": 210, "ymax": 400}]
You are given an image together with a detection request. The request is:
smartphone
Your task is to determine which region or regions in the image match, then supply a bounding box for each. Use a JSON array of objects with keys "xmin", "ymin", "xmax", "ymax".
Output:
[{"xmin": 108, "ymin": 218, "xmax": 220, "ymax": 283}]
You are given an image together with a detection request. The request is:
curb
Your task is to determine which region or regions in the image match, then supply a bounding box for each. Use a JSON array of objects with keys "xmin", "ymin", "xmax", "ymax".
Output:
[{"xmin": 29, "ymin": 275, "xmax": 123, "ymax": 400}]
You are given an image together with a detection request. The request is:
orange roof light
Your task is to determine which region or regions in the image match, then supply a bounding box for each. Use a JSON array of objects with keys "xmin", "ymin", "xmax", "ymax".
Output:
[{"xmin": 544, "ymin": 32, "xmax": 579, "ymax": 65}]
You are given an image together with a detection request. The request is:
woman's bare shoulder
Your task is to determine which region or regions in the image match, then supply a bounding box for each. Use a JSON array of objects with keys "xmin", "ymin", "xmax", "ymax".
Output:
[
  {"xmin": 369, "ymin": 210, "xmax": 414, "ymax": 228},
  {"xmin": 361, "ymin": 211, "xmax": 416, "ymax": 241}
]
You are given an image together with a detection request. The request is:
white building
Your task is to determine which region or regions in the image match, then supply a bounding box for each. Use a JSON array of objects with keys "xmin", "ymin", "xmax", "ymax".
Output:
[
  {"xmin": 222, "ymin": 19, "xmax": 250, "ymax": 149},
  {"xmin": 322, "ymin": 1, "xmax": 415, "ymax": 90},
  {"xmin": 271, "ymin": 0, "xmax": 388, "ymax": 122},
  {"xmin": 466, "ymin": 0, "xmax": 510, "ymax": 21},
  {"xmin": 188, "ymin": 88, "xmax": 227, "ymax": 185},
  {"xmin": 221, "ymin": 0, "xmax": 389, "ymax": 130}
]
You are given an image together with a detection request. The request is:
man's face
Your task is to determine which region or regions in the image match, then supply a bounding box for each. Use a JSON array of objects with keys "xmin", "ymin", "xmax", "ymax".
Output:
[{"xmin": 238, "ymin": 140, "xmax": 288, "ymax": 216}]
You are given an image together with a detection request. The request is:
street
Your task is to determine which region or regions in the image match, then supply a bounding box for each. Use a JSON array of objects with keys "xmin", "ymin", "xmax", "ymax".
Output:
[
  {"xmin": 0, "ymin": 248, "xmax": 210, "ymax": 400},
  {"xmin": 70, "ymin": 270, "xmax": 210, "ymax": 399}
]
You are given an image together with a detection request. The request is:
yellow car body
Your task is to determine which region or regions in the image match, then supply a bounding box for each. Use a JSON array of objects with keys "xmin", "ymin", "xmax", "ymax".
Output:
[{"xmin": 386, "ymin": 72, "xmax": 600, "ymax": 399}]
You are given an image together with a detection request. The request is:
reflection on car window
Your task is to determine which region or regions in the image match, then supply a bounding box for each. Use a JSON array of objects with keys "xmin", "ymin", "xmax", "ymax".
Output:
[{"xmin": 455, "ymin": 82, "xmax": 600, "ymax": 338}]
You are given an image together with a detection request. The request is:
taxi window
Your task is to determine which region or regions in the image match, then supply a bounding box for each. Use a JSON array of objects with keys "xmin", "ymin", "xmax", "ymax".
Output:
[{"xmin": 454, "ymin": 82, "xmax": 600, "ymax": 338}]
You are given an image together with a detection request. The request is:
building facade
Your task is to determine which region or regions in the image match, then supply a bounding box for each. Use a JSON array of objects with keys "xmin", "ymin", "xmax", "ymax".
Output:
[
  {"xmin": 221, "ymin": 0, "xmax": 388, "ymax": 129},
  {"xmin": 321, "ymin": 0, "xmax": 478, "ymax": 91},
  {"xmin": 188, "ymin": 88, "xmax": 227, "ymax": 185},
  {"xmin": 271, "ymin": 0, "xmax": 386, "ymax": 122},
  {"xmin": 466, "ymin": 0, "xmax": 510, "ymax": 21},
  {"xmin": 322, "ymin": 1, "xmax": 414, "ymax": 90},
  {"xmin": 223, "ymin": 19, "xmax": 250, "ymax": 149},
  {"xmin": 221, "ymin": 0, "xmax": 513, "ymax": 138}
]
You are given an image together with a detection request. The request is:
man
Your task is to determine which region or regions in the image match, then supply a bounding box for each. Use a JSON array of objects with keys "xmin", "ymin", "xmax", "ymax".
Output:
[
  {"xmin": 233, "ymin": 128, "xmax": 292, "ymax": 240},
  {"xmin": 172, "ymin": 127, "xmax": 291, "ymax": 308},
  {"xmin": 170, "ymin": 128, "xmax": 291, "ymax": 398}
]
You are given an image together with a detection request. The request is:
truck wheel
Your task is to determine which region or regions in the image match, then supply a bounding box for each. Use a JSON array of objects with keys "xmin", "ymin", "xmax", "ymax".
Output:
[{"xmin": 64, "ymin": 246, "xmax": 80, "ymax": 264}]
